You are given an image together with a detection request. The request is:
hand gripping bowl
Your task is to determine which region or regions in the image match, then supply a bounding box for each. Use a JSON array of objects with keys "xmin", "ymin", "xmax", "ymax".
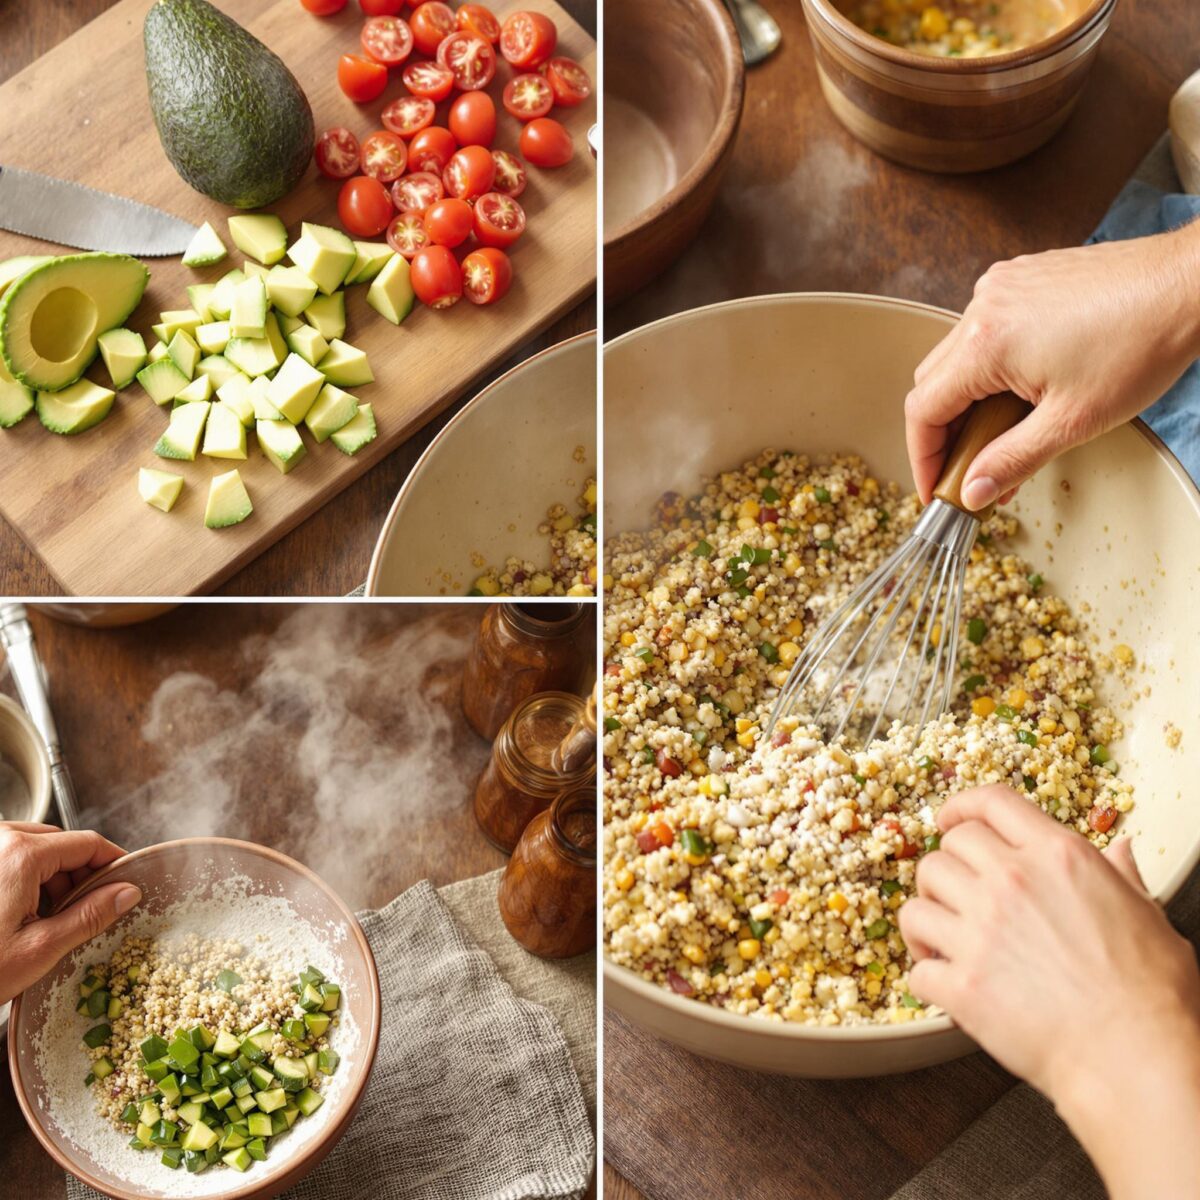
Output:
[
  {"xmin": 9, "ymin": 838, "xmax": 381, "ymax": 1199},
  {"xmin": 603, "ymin": 293, "xmax": 1200, "ymax": 1077}
]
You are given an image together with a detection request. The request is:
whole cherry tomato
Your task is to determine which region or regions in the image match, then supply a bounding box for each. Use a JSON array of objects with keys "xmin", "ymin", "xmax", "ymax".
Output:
[
  {"xmin": 338, "ymin": 53, "xmax": 389, "ymax": 103},
  {"xmin": 338, "ymin": 175, "xmax": 394, "ymax": 236},
  {"xmin": 449, "ymin": 91, "xmax": 497, "ymax": 147},
  {"xmin": 410, "ymin": 245, "xmax": 463, "ymax": 309},
  {"xmin": 520, "ymin": 117, "xmax": 573, "ymax": 167}
]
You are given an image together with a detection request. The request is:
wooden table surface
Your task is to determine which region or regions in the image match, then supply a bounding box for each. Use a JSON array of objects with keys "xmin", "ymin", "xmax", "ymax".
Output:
[
  {"xmin": 0, "ymin": 0, "xmax": 595, "ymax": 599},
  {"xmin": 603, "ymin": 1, "xmax": 1198, "ymax": 1197},
  {"xmin": 0, "ymin": 601, "xmax": 595, "ymax": 1196}
]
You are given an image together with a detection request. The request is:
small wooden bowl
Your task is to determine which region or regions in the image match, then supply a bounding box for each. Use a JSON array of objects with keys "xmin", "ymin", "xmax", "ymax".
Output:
[
  {"xmin": 0, "ymin": 694, "xmax": 51, "ymax": 824},
  {"xmin": 603, "ymin": 0, "xmax": 745, "ymax": 301},
  {"xmin": 801, "ymin": 0, "xmax": 1117, "ymax": 173},
  {"xmin": 9, "ymin": 838, "xmax": 381, "ymax": 1199}
]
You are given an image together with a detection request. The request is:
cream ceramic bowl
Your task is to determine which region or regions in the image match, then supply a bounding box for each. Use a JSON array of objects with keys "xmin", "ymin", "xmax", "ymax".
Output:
[
  {"xmin": 604, "ymin": 293, "xmax": 1200, "ymax": 1077},
  {"xmin": 367, "ymin": 332, "xmax": 596, "ymax": 596},
  {"xmin": 0, "ymin": 693, "xmax": 51, "ymax": 824}
]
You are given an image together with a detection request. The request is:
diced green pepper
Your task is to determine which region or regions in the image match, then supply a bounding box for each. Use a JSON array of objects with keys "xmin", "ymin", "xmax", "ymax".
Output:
[
  {"xmin": 924, "ymin": 834, "xmax": 941, "ymax": 852},
  {"xmin": 880, "ymin": 880, "xmax": 902, "ymax": 897},
  {"xmin": 1090, "ymin": 744, "xmax": 1109, "ymax": 765},
  {"xmin": 995, "ymin": 704, "xmax": 1016, "ymax": 722},
  {"xmin": 604, "ymin": 717, "xmax": 621, "ymax": 732},
  {"xmin": 758, "ymin": 642, "xmax": 779, "ymax": 663},
  {"xmin": 161, "ymin": 1147, "xmax": 184, "ymax": 1169},
  {"xmin": 692, "ymin": 540, "xmax": 714, "ymax": 558},
  {"xmin": 864, "ymin": 918, "xmax": 891, "ymax": 939},
  {"xmin": 215, "ymin": 969, "xmax": 243, "ymax": 993},
  {"xmin": 901, "ymin": 992, "xmax": 922, "ymax": 1009},
  {"xmin": 814, "ymin": 486, "xmax": 831, "ymax": 503},
  {"xmin": 962, "ymin": 674, "xmax": 986, "ymax": 693},
  {"xmin": 967, "ymin": 618, "xmax": 987, "ymax": 645},
  {"xmin": 748, "ymin": 917, "xmax": 773, "ymax": 939},
  {"xmin": 83, "ymin": 1023, "xmax": 111, "ymax": 1049},
  {"xmin": 1017, "ymin": 729, "xmax": 1038, "ymax": 747}
]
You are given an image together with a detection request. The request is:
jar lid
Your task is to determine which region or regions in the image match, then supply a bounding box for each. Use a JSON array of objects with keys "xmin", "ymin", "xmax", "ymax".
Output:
[{"xmin": 503, "ymin": 602, "xmax": 587, "ymax": 638}]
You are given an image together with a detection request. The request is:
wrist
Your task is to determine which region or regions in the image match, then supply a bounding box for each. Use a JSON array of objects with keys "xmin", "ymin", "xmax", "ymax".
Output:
[{"xmin": 1162, "ymin": 219, "xmax": 1200, "ymax": 361}]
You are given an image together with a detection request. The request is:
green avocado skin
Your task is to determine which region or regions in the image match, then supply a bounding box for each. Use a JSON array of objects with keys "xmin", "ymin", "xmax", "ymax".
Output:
[{"xmin": 144, "ymin": 0, "xmax": 315, "ymax": 209}]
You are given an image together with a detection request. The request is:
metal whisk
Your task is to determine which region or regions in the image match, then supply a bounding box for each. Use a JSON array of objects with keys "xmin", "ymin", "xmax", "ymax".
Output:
[{"xmin": 767, "ymin": 394, "xmax": 1028, "ymax": 747}]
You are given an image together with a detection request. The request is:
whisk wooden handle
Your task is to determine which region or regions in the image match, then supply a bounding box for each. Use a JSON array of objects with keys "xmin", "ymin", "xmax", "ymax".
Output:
[{"xmin": 932, "ymin": 392, "xmax": 1030, "ymax": 517}]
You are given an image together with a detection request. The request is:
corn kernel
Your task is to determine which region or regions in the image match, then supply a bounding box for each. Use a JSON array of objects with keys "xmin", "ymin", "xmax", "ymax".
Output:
[
  {"xmin": 735, "ymin": 717, "xmax": 753, "ymax": 734},
  {"xmin": 972, "ymin": 696, "xmax": 997, "ymax": 717},
  {"xmin": 683, "ymin": 852, "xmax": 707, "ymax": 867},
  {"xmin": 1007, "ymin": 688, "xmax": 1029, "ymax": 709},
  {"xmin": 620, "ymin": 631, "xmax": 636, "ymax": 647},
  {"xmin": 1038, "ymin": 716, "xmax": 1058, "ymax": 734},
  {"xmin": 723, "ymin": 690, "xmax": 746, "ymax": 715},
  {"xmin": 615, "ymin": 869, "xmax": 634, "ymax": 891},
  {"xmin": 1113, "ymin": 643, "xmax": 1134, "ymax": 665},
  {"xmin": 763, "ymin": 926, "xmax": 781, "ymax": 944},
  {"xmin": 779, "ymin": 641, "xmax": 801, "ymax": 667},
  {"xmin": 682, "ymin": 945, "xmax": 706, "ymax": 965},
  {"xmin": 736, "ymin": 731, "xmax": 756, "ymax": 749},
  {"xmin": 473, "ymin": 575, "xmax": 500, "ymax": 596},
  {"xmin": 754, "ymin": 969, "xmax": 772, "ymax": 989},
  {"xmin": 919, "ymin": 6, "xmax": 949, "ymax": 38},
  {"xmin": 631, "ymin": 812, "xmax": 648, "ymax": 831},
  {"xmin": 566, "ymin": 584, "xmax": 593, "ymax": 596},
  {"xmin": 603, "ymin": 574, "xmax": 614, "ymax": 590},
  {"xmin": 737, "ymin": 938, "xmax": 761, "ymax": 960},
  {"xmin": 775, "ymin": 964, "xmax": 791, "ymax": 979},
  {"xmin": 1021, "ymin": 636, "xmax": 1045, "ymax": 660},
  {"xmin": 738, "ymin": 498, "xmax": 760, "ymax": 519},
  {"xmin": 827, "ymin": 892, "xmax": 849, "ymax": 913},
  {"xmin": 713, "ymin": 649, "xmax": 726, "ymax": 667},
  {"xmin": 783, "ymin": 553, "xmax": 802, "ymax": 575},
  {"xmin": 786, "ymin": 618, "xmax": 804, "ymax": 637}
]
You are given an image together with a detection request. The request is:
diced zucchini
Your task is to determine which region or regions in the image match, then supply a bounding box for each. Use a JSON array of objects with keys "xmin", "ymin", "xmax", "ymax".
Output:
[
  {"xmin": 138, "ymin": 358, "xmax": 190, "ymax": 406},
  {"xmin": 281, "ymin": 1017, "xmax": 307, "ymax": 1042},
  {"xmin": 223, "ymin": 1146, "xmax": 253, "ymax": 1172},
  {"xmin": 235, "ymin": 1092, "xmax": 259, "ymax": 1114},
  {"xmin": 213, "ymin": 1030, "xmax": 241, "ymax": 1060},
  {"xmin": 144, "ymin": 1058, "xmax": 171, "ymax": 1082},
  {"xmin": 303, "ymin": 291, "xmax": 346, "ymax": 340},
  {"xmin": 97, "ymin": 328, "xmax": 147, "ymax": 389},
  {"xmin": 153, "ymin": 401, "xmax": 210, "ymax": 461},
  {"xmin": 282, "ymin": 1106, "xmax": 301, "ymax": 1129},
  {"xmin": 107, "ymin": 996, "xmax": 124, "ymax": 1019},
  {"xmin": 157, "ymin": 1074, "xmax": 182, "ymax": 1104},
  {"xmin": 296, "ymin": 1087, "xmax": 324, "ymax": 1117},
  {"xmin": 317, "ymin": 339, "xmax": 373, "ymax": 388},
  {"xmin": 209, "ymin": 1085, "xmax": 234, "ymax": 1110},
  {"xmin": 176, "ymin": 1100, "xmax": 205, "ymax": 1126},
  {"xmin": 254, "ymin": 1088, "xmax": 287, "ymax": 1113},
  {"xmin": 303, "ymin": 1012, "xmax": 331, "ymax": 1039},
  {"xmin": 150, "ymin": 1119, "xmax": 179, "ymax": 1146},
  {"xmin": 141, "ymin": 1036, "xmax": 168, "ymax": 1062},
  {"xmin": 273, "ymin": 1057, "xmax": 309, "ymax": 1093},
  {"xmin": 248, "ymin": 1064, "xmax": 275, "ymax": 1091},
  {"xmin": 82, "ymin": 1023, "xmax": 111, "ymax": 1049},
  {"xmin": 182, "ymin": 221, "xmax": 228, "ymax": 268},
  {"xmin": 204, "ymin": 469, "xmax": 253, "ymax": 529},
  {"xmin": 228, "ymin": 214, "xmax": 289, "ymax": 266},
  {"xmin": 184, "ymin": 1148, "xmax": 210, "ymax": 1173},
  {"xmin": 246, "ymin": 1137, "xmax": 268, "ymax": 1162},
  {"xmin": 303, "ymin": 1051, "xmax": 319, "ymax": 1078},
  {"xmin": 299, "ymin": 982, "xmax": 324, "ymax": 1012},
  {"xmin": 167, "ymin": 1034, "xmax": 201, "ymax": 1073},
  {"xmin": 161, "ymin": 1147, "xmax": 184, "ymax": 1170},
  {"xmin": 136, "ymin": 1122, "xmax": 155, "ymax": 1146},
  {"xmin": 139, "ymin": 1100, "xmax": 161, "ymax": 1127},
  {"xmin": 246, "ymin": 1112, "xmax": 273, "ymax": 1138},
  {"xmin": 138, "ymin": 467, "xmax": 184, "ymax": 513},
  {"xmin": 181, "ymin": 1119, "xmax": 219, "ymax": 1152},
  {"xmin": 317, "ymin": 1048, "xmax": 340, "ymax": 1076},
  {"xmin": 319, "ymin": 982, "xmax": 341, "ymax": 1012},
  {"xmin": 220, "ymin": 1126, "xmax": 248, "ymax": 1152},
  {"xmin": 330, "ymin": 403, "xmax": 376, "ymax": 456}
]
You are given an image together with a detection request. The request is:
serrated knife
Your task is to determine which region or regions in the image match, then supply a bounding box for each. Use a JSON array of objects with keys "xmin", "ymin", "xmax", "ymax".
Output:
[{"xmin": 0, "ymin": 165, "xmax": 198, "ymax": 257}]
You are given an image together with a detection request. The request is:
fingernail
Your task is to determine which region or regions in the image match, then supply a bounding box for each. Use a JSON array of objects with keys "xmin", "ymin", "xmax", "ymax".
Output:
[
  {"xmin": 962, "ymin": 475, "xmax": 998, "ymax": 512},
  {"xmin": 114, "ymin": 886, "xmax": 142, "ymax": 916}
]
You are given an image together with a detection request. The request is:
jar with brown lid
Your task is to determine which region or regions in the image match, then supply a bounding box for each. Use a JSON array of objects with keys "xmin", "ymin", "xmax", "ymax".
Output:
[
  {"xmin": 474, "ymin": 691, "xmax": 595, "ymax": 853},
  {"xmin": 498, "ymin": 784, "xmax": 596, "ymax": 959},
  {"xmin": 461, "ymin": 603, "xmax": 590, "ymax": 741}
]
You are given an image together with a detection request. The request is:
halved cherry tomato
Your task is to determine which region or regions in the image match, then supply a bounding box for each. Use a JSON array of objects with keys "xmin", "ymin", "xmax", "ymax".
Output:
[
  {"xmin": 462, "ymin": 247, "xmax": 512, "ymax": 305},
  {"xmin": 391, "ymin": 170, "xmax": 444, "ymax": 212},
  {"xmin": 409, "ymin": 1, "xmax": 455, "ymax": 55},
  {"xmin": 338, "ymin": 175, "xmax": 394, "ymax": 236},
  {"xmin": 503, "ymin": 73, "xmax": 553, "ymax": 121},
  {"xmin": 410, "ymin": 245, "xmax": 462, "ymax": 309},
  {"xmin": 436, "ymin": 32, "xmax": 496, "ymax": 91},
  {"xmin": 386, "ymin": 212, "xmax": 430, "ymax": 259},
  {"xmin": 315, "ymin": 128, "xmax": 362, "ymax": 178},
  {"xmin": 456, "ymin": 3, "xmax": 500, "ymax": 42},
  {"xmin": 449, "ymin": 91, "xmax": 496, "ymax": 147},
  {"xmin": 520, "ymin": 117, "xmax": 572, "ymax": 167},
  {"xmin": 401, "ymin": 59, "xmax": 455, "ymax": 101},
  {"xmin": 302, "ymin": 0, "xmax": 349, "ymax": 14},
  {"xmin": 490, "ymin": 149, "xmax": 527, "ymax": 197},
  {"xmin": 338, "ymin": 53, "xmax": 389, "ymax": 103},
  {"xmin": 382, "ymin": 95, "xmax": 436, "ymax": 137},
  {"xmin": 361, "ymin": 15, "xmax": 413, "ymax": 66},
  {"xmin": 360, "ymin": 130, "xmax": 408, "ymax": 182},
  {"xmin": 499, "ymin": 10, "xmax": 557, "ymax": 68},
  {"xmin": 443, "ymin": 144, "xmax": 496, "ymax": 200},
  {"xmin": 409, "ymin": 125, "xmax": 458, "ymax": 174},
  {"xmin": 541, "ymin": 56, "xmax": 591, "ymax": 106},
  {"xmin": 423, "ymin": 198, "xmax": 474, "ymax": 248},
  {"xmin": 359, "ymin": 0, "xmax": 404, "ymax": 13},
  {"xmin": 473, "ymin": 192, "xmax": 525, "ymax": 248}
]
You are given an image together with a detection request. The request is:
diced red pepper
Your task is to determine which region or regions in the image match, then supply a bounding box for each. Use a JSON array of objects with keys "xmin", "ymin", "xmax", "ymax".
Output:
[
  {"xmin": 847, "ymin": 483, "xmax": 860, "ymax": 496},
  {"xmin": 895, "ymin": 839, "xmax": 920, "ymax": 859},
  {"xmin": 651, "ymin": 820, "xmax": 674, "ymax": 847},
  {"xmin": 604, "ymin": 663, "xmax": 622, "ymax": 676},
  {"xmin": 770, "ymin": 889, "xmax": 790, "ymax": 905},
  {"xmin": 666, "ymin": 969, "xmax": 694, "ymax": 995},
  {"xmin": 771, "ymin": 730, "xmax": 791, "ymax": 748},
  {"xmin": 758, "ymin": 506, "xmax": 779, "ymax": 525},
  {"xmin": 656, "ymin": 749, "xmax": 683, "ymax": 778},
  {"xmin": 1088, "ymin": 805, "xmax": 1118, "ymax": 834},
  {"xmin": 636, "ymin": 829, "xmax": 660, "ymax": 854}
]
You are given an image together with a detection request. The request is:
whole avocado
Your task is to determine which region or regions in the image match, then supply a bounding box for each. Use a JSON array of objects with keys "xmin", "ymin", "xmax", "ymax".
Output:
[{"xmin": 144, "ymin": 0, "xmax": 314, "ymax": 209}]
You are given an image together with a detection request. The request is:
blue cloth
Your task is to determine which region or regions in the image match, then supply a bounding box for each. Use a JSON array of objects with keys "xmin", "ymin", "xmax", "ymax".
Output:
[{"xmin": 1086, "ymin": 167, "xmax": 1200, "ymax": 484}]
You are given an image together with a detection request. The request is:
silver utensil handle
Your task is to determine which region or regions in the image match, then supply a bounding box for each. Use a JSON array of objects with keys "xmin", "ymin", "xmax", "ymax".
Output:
[
  {"xmin": 723, "ymin": 0, "xmax": 782, "ymax": 65},
  {"xmin": 51, "ymin": 762, "xmax": 81, "ymax": 831}
]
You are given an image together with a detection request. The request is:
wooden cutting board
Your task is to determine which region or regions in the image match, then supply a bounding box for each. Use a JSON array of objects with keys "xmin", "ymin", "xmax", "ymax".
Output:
[{"xmin": 0, "ymin": 0, "xmax": 595, "ymax": 596}]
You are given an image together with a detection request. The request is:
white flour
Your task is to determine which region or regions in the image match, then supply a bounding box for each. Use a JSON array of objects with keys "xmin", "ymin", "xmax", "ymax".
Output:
[{"xmin": 27, "ymin": 871, "xmax": 361, "ymax": 1197}]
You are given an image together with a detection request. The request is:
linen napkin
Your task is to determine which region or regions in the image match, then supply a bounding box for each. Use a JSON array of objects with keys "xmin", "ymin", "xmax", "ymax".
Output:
[{"xmin": 66, "ymin": 872, "xmax": 595, "ymax": 1200}]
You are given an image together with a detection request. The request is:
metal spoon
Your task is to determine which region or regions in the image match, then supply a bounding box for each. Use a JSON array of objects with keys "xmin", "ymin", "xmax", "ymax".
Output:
[{"xmin": 723, "ymin": 0, "xmax": 782, "ymax": 65}]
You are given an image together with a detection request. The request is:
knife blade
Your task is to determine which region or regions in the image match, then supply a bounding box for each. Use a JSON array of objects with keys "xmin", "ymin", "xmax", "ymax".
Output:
[{"xmin": 0, "ymin": 165, "xmax": 198, "ymax": 257}]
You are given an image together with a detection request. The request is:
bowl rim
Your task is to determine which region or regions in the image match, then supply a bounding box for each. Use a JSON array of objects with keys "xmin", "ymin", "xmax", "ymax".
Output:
[
  {"xmin": 8, "ymin": 836, "xmax": 383, "ymax": 1200},
  {"xmin": 602, "ymin": 0, "xmax": 746, "ymax": 250},
  {"xmin": 603, "ymin": 289, "xmax": 1200, "ymax": 1046},
  {"xmin": 0, "ymin": 694, "xmax": 51, "ymax": 826},
  {"xmin": 801, "ymin": 0, "xmax": 1116, "ymax": 73},
  {"xmin": 365, "ymin": 329, "xmax": 598, "ymax": 597}
]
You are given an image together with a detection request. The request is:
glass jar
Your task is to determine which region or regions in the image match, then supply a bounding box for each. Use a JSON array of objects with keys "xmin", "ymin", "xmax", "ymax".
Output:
[
  {"xmin": 474, "ymin": 691, "xmax": 595, "ymax": 853},
  {"xmin": 461, "ymin": 603, "xmax": 591, "ymax": 741},
  {"xmin": 498, "ymin": 784, "xmax": 596, "ymax": 959}
]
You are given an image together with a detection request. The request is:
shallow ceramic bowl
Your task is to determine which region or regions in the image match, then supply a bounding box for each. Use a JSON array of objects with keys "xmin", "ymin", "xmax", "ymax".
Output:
[
  {"xmin": 9, "ymin": 838, "xmax": 381, "ymax": 1199},
  {"xmin": 604, "ymin": 293, "xmax": 1200, "ymax": 1077},
  {"xmin": 367, "ymin": 333, "xmax": 596, "ymax": 596},
  {"xmin": 28, "ymin": 604, "xmax": 177, "ymax": 628},
  {"xmin": 0, "ymin": 693, "xmax": 51, "ymax": 824},
  {"xmin": 603, "ymin": 0, "xmax": 744, "ymax": 301},
  {"xmin": 801, "ymin": 0, "xmax": 1116, "ymax": 172}
]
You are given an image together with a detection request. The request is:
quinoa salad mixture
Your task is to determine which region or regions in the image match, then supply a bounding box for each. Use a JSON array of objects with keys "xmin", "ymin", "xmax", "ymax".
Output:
[
  {"xmin": 842, "ymin": 0, "xmax": 1069, "ymax": 57},
  {"xmin": 603, "ymin": 450, "xmax": 1134, "ymax": 1026}
]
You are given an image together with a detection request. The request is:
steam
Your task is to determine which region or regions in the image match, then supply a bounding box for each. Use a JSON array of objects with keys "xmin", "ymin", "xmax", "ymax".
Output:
[{"xmin": 89, "ymin": 605, "xmax": 493, "ymax": 910}]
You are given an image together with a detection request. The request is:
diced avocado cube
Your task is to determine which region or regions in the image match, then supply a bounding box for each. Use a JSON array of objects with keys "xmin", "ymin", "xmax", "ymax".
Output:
[
  {"xmin": 299, "ymin": 982, "xmax": 324, "ymax": 1012},
  {"xmin": 187, "ymin": 283, "xmax": 216, "ymax": 320},
  {"xmin": 256, "ymin": 418, "xmax": 307, "ymax": 475},
  {"xmin": 150, "ymin": 1119, "xmax": 179, "ymax": 1146},
  {"xmin": 235, "ymin": 1092, "xmax": 259, "ymax": 1114},
  {"xmin": 157, "ymin": 1074, "xmax": 182, "ymax": 1104},
  {"xmin": 143, "ymin": 1059, "xmax": 171, "ymax": 1083},
  {"xmin": 182, "ymin": 221, "xmax": 228, "ymax": 268},
  {"xmin": 246, "ymin": 1137, "xmax": 268, "ymax": 1162},
  {"xmin": 167, "ymin": 329, "xmax": 200, "ymax": 380},
  {"xmin": 267, "ymin": 352, "xmax": 325, "ymax": 424},
  {"xmin": 330, "ymin": 403, "xmax": 376, "ymax": 456},
  {"xmin": 154, "ymin": 401, "xmax": 210, "ymax": 461},
  {"xmin": 195, "ymin": 321, "xmax": 231, "ymax": 354},
  {"xmin": 247, "ymin": 375, "xmax": 284, "ymax": 421},
  {"xmin": 229, "ymin": 276, "xmax": 268, "ymax": 339},
  {"xmin": 263, "ymin": 310, "xmax": 288, "ymax": 362},
  {"xmin": 254, "ymin": 1088, "xmax": 287, "ymax": 1113},
  {"xmin": 242, "ymin": 260, "xmax": 269, "ymax": 279},
  {"xmin": 303, "ymin": 1012, "xmax": 331, "ymax": 1039},
  {"xmin": 138, "ymin": 467, "xmax": 184, "ymax": 513},
  {"xmin": 285, "ymin": 320, "xmax": 328, "ymax": 367},
  {"xmin": 304, "ymin": 384, "xmax": 357, "ymax": 443},
  {"xmin": 246, "ymin": 1112, "xmax": 273, "ymax": 1138},
  {"xmin": 345, "ymin": 241, "xmax": 393, "ymax": 285},
  {"xmin": 225, "ymin": 336, "xmax": 279, "ymax": 378},
  {"xmin": 319, "ymin": 982, "xmax": 341, "ymax": 1012},
  {"xmin": 136, "ymin": 1122, "xmax": 154, "ymax": 1146},
  {"xmin": 181, "ymin": 1120, "xmax": 219, "ymax": 1152},
  {"xmin": 316, "ymin": 339, "xmax": 372, "ymax": 388},
  {"xmin": 201, "ymin": 399, "xmax": 248, "ymax": 460},
  {"xmin": 282, "ymin": 1106, "xmax": 301, "ymax": 1129},
  {"xmin": 288, "ymin": 222, "xmax": 356, "ymax": 295},
  {"xmin": 151, "ymin": 322, "xmax": 169, "ymax": 344},
  {"xmin": 161, "ymin": 1147, "xmax": 184, "ymax": 1169},
  {"xmin": 303, "ymin": 1052, "xmax": 319, "ymax": 1078},
  {"xmin": 296, "ymin": 1087, "xmax": 324, "ymax": 1117},
  {"xmin": 176, "ymin": 1100, "xmax": 205, "ymax": 1126},
  {"xmin": 195, "ymin": 354, "xmax": 243, "ymax": 389},
  {"xmin": 82, "ymin": 1023, "xmax": 111, "ymax": 1049},
  {"xmin": 217, "ymin": 375, "xmax": 255, "ymax": 426},
  {"xmin": 367, "ymin": 253, "xmax": 414, "ymax": 325},
  {"xmin": 147, "ymin": 341, "xmax": 169, "ymax": 364},
  {"xmin": 209, "ymin": 1085, "xmax": 234, "ymax": 1109},
  {"xmin": 213, "ymin": 1031, "xmax": 241, "ymax": 1060},
  {"xmin": 223, "ymin": 1146, "xmax": 253, "ymax": 1172},
  {"xmin": 174, "ymin": 374, "xmax": 213, "ymax": 404},
  {"xmin": 204, "ymin": 469, "xmax": 253, "ymax": 529},
  {"xmin": 248, "ymin": 1064, "xmax": 275, "ymax": 1091},
  {"xmin": 317, "ymin": 1049, "xmax": 340, "ymax": 1076},
  {"xmin": 302, "ymin": 291, "xmax": 346, "ymax": 341},
  {"xmin": 206, "ymin": 268, "xmax": 245, "ymax": 320},
  {"xmin": 139, "ymin": 1100, "xmax": 161, "ymax": 1127},
  {"xmin": 276, "ymin": 311, "xmax": 303, "ymax": 334},
  {"xmin": 97, "ymin": 328, "xmax": 147, "ymax": 389},
  {"xmin": 160, "ymin": 309, "xmax": 203, "ymax": 341},
  {"xmin": 228, "ymin": 214, "xmax": 289, "ymax": 266},
  {"xmin": 138, "ymin": 358, "xmax": 190, "ymax": 406},
  {"xmin": 266, "ymin": 265, "xmax": 318, "ymax": 317},
  {"xmin": 273, "ymin": 1057, "xmax": 309, "ymax": 1093}
]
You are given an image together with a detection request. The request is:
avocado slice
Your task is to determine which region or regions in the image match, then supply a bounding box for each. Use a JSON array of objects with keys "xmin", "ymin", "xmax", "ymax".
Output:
[
  {"xmin": 256, "ymin": 418, "xmax": 306, "ymax": 474},
  {"xmin": 204, "ymin": 469, "xmax": 253, "ymax": 528},
  {"xmin": 153, "ymin": 400, "xmax": 210, "ymax": 460},
  {"xmin": 229, "ymin": 277, "xmax": 267, "ymax": 339},
  {"xmin": 97, "ymin": 328, "xmax": 147, "ymax": 389},
  {"xmin": 0, "ymin": 255, "xmax": 54, "ymax": 301},
  {"xmin": 229, "ymin": 214, "xmax": 288, "ymax": 266},
  {"xmin": 187, "ymin": 283, "xmax": 216, "ymax": 320},
  {"xmin": 302, "ymin": 292, "xmax": 346, "ymax": 341},
  {"xmin": 167, "ymin": 329, "xmax": 200, "ymax": 379},
  {"xmin": 345, "ymin": 242, "xmax": 393, "ymax": 286},
  {"xmin": 144, "ymin": 0, "xmax": 315, "ymax": 209},
  {"xmin": 288, "ymin": 224, "xmax": 356, "ymax": 296},
  {"xmin": 284, "ymin": 321, "xmax": 328, "ymax": 368},
  {"xmin": 206, "ymin": 268, "xmax": 245, "ymax": 320},
  {"xmin": 216, "ymin": 375, "xmax": 255, "ymax": 426},
  {"xmin": 266, "ymin": 266, "xmax": 318, "ymax": 318},
  {"xmin": 36, "ymin": 379, "xmax": 115, "ymax": 434},
  {"xmin": 147, "ymin": 342, "xmax": 169, "ymax": 364},
  {"xmin": 317, "ymin": 339, "xmax": 373, "ymax": 388},
  {"xmin": 138, "ymin": 358, "xmax": 190, "ymax": 405},
  {"xmin": 225, "ymin": 334, "xmax": 280, "ymax": 378},
  {"xmin": 201, "ymin": 400, "xmax": 248, "ymax": 459},
  {"xmin": 138, "ymin": 467, "xmax": 184, "ymax": 512},
  {"xmin": 0, "ymin": 253, "xmax": 148, "ymax": 391},
  {"xmin": 267, "ymin": 353, "xmax": 325, "ymax": 424},
  {"xmin": 174, "ymin": 374, "xmax": 213, "ymax": 404},
  {"xmin": 0, "ymin": 357, "xmax": 34, "ymax": 428},
  {"xmin": 195, "ymin": 321, "xmax": 231, "ymax": 354},
  {"xmin": 248, "ymin": 376, "xmax": 284, "ymax": 421},
  {"xmin": 366, "ymin": 254, "xmax": 414, "ymax": 325},
  {"xmin": 304, "ymin": 384, "xmax": 357, "ymax": 443},
  {"xmin": 195, "ymin": 354, "xmax": 243, "ymax": 389},
  {"xmin": 181, "ymin": 221, "xmax": 227, "ymax": 268},
  {"xmin": 159, "ymin": 309, "xmax": 203, "ymax": 341},
  {"xmin": 330, "ymin": 402, "xmax": 376, "ymax": 456}
]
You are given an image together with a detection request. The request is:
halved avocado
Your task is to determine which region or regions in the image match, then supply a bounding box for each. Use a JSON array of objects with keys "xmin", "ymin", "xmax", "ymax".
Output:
[
  {"xmin": 0, "ymin": 256, "xmax": 53, "ymax": 301},
  {"xmin": 0, "ymin": 253, "xmax": 149, "ymax": 391}
]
